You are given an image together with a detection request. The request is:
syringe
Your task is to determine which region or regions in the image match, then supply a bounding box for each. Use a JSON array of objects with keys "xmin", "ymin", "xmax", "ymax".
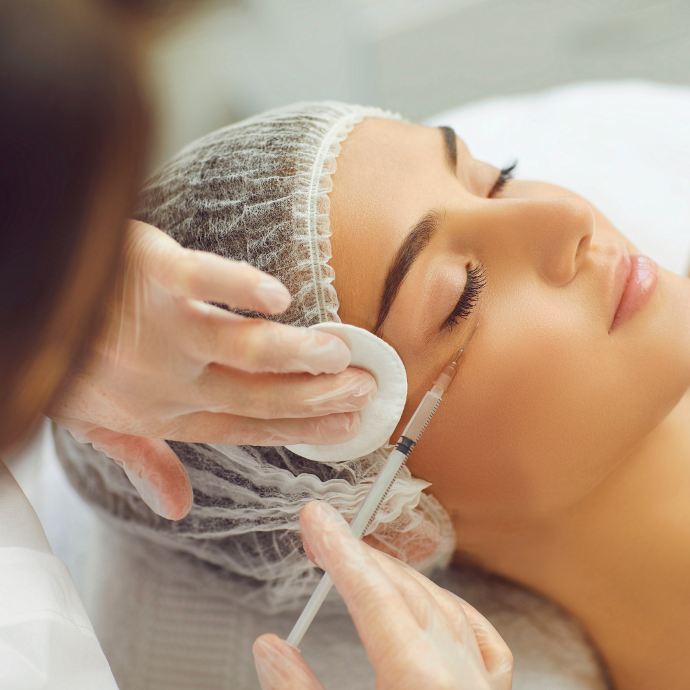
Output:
[{"xmin": 286, "ymin": 323, "xmax": 479, "ymax": 648}]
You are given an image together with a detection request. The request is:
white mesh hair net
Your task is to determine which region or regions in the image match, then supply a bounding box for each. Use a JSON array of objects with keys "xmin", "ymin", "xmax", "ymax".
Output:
[{"xmin": 54, "ymin": 101, "xmax": 456, "ymax": 614}]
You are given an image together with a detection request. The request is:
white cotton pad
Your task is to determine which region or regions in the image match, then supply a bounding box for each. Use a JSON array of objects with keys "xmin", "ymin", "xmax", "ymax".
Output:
[{"xmin": 286, "ymin": 323, "xmax": 407, "ymax": 462}]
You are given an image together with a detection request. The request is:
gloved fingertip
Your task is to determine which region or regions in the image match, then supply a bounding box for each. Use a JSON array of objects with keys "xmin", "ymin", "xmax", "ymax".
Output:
[
  {"xmin": 294, "ymin": 332, "xmax": 351, "ymax": 375},
  {"xmin": 301, "ymin": 537, "xmax": 324, "ymax": 570},
  {"xmin": 300, "ymin": 502, "xmax": 353, "ymax": 570},
  {"xmin": 124, "ymin": 468, "xmax": 193, "ymax": 521},
  {"xmin": 163, "ymin": 480, "xmax": 194, "ymax": 521},
  {"xmin": 253, "ymin": 635, "xmax": 303, "ymax": 690},
  {"xmin": 316, "ymin": 411, "xmax": 361, "ymax": 444},
  {"xmin": 301, "ymin": 500, "xmax": 342, "ymax": 524},
  {"xmin": 255, "ymin": 278, "xmax": 291, "ymax": 314},
  {"xmin": 124, "ymin": 469, "xmax": 169, "ymax": 519}
]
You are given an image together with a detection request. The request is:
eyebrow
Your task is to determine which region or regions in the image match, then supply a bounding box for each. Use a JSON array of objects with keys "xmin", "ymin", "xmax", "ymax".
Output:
[
  {"xmin": 372, "ymin": 127, "xmax": 457, "ymax": 334},
  {"xmin": 373, "ymin": 211, "xmax": 440, "ymax": 335},
  {"xmin": 440, "ymin": 125, "xmax": 458, "ymax": 176}
]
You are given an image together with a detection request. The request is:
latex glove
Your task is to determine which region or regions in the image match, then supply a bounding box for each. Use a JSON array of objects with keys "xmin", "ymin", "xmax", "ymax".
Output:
[
  {"xmin": 50, "ymin": 222, "xmax": 376, "ymax": 521},
  {"xmin": 253, "ymin": 501, "xmax": 513, "ymax": 690}
]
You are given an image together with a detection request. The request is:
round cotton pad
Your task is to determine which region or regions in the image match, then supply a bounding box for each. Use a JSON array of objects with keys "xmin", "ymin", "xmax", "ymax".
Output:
[{"xmin": 286, "ymin": 323, "xmax": 407, "ymax": 462}]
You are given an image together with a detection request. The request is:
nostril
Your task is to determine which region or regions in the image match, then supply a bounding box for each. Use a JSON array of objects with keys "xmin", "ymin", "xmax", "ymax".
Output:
[
  {"xmin": 575, "ymin": 233, "xmax": 591, "ymax": 261},
  {"xmin": 572, "ymin": 204, "xmax": 594, "ymax": 268}
]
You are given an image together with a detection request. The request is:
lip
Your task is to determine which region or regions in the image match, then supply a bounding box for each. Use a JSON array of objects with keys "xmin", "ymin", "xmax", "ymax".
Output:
[{"xmin": 610, "ymin": 253, "xmax": 659, "ymax": 331}]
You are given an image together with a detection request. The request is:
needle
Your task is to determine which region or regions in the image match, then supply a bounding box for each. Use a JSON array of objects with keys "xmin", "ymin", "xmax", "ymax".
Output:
[{"xmin": 453, "ymin": 322, "xmax": 480, "ymax": 363}]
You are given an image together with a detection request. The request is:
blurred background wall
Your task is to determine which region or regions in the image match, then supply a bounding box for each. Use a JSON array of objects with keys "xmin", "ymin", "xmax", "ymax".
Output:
[{"xmin": 147, "ymin": 0, "xmax": 690, "ymax": 167}]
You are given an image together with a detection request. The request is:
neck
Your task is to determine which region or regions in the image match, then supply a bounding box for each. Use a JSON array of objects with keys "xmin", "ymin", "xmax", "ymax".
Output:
[{"xmin": 456, "ymin": 392, "xmax": 690, "ymax": 690}]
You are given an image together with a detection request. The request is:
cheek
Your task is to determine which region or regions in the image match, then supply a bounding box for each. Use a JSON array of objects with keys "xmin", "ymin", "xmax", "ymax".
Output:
[
  {"xmin": 409, "ymin": 340, "xmax": 612, "ymax": 524},
  {"xmin": 407, "ymin": 288, "xmax": 681, "ymax": 525}
]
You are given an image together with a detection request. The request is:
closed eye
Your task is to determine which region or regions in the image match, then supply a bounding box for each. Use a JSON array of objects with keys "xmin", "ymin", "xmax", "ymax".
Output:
[
  {"xmin": 444, "ymin": 263, "xmax": 486, "ymax": 333},
  {"xmin": 489, "ymin": 161, "xmax": 518, "ymax": 198}
]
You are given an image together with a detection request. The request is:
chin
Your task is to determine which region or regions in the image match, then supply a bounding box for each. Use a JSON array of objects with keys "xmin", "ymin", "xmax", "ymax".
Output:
[
  {"xmin": 603, "ymin": 280, "xmax": 690, "ymax": 483},
  {"xmin": 645, "ymin": 268, "xmax": 690, "ymax": 393}
]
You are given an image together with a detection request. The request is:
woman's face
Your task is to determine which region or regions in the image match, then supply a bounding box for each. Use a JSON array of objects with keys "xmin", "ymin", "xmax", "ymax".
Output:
[{"xmin": 328, "ymin": 118, "xmax": 690, "ymax": 530}]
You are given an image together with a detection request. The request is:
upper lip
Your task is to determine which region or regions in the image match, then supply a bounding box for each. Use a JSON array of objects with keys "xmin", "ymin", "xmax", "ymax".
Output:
[{"xmin": 608, "ymin": 244, "xmax": 632, "ymax": 329}]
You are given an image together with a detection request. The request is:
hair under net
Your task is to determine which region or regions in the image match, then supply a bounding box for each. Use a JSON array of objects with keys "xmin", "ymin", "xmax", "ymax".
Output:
[{"xmin": 54, "ymin": 101, "xmax": 456, "ymax": 614}]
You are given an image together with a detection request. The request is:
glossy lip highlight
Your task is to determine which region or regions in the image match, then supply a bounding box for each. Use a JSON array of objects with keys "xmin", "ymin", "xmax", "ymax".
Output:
[
  {"xmin": 610, "ymin": 254, "xmax": 659, "ymax": 332},
  {"xmin": 607, "ymin": 246, "xmax": 632, "ymax": 329}
]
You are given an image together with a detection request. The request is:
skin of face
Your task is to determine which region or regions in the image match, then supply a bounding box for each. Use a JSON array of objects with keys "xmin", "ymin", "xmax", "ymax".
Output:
[{"xmin": 328, "ymin": 118, "xmax": 690, "ymax": 537}]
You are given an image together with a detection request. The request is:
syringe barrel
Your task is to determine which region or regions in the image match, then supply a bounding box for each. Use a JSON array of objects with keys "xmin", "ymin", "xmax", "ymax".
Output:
[
  {"xmin": 349, "ymin": 448, "xmax": 407, "ymax": 537},
  {"xmin": 402, "ymin": 390, "xmax": 442, "ymax": 443}
]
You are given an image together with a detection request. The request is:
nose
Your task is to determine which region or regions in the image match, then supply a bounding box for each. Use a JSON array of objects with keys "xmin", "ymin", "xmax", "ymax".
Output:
[{"xmin": 460, "ymin": 197, "xmax": 594, "ymax": 286}]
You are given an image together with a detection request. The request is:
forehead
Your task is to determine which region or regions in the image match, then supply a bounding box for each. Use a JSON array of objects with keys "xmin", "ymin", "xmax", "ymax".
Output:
[
  {"xmin": 336, "ymin": 119, "xmax": 450, "ymax": 192},
  {"xmin": 328, "ymin": 119, "xmax": 453, "ymax": 330},
  {"xmin": 341, "ymin": 118, "xmax": 439, "ymax": 157}
]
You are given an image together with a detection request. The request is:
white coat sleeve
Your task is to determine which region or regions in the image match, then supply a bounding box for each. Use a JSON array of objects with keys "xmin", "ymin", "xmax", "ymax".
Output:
[{"xmin": 0, "ymin": 459, "xmax": 118, "ymax": 690}]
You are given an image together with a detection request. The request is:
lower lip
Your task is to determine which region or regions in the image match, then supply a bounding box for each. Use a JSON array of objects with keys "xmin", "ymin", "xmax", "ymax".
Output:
[{"xmin": 611, "ymin": 255, "xmax": 659, "ymax": 330}]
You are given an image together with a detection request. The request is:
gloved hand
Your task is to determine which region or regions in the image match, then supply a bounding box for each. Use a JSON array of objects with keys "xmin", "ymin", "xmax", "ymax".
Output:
[
  {"xmin": 50, "ymin": 222, "xmax": 377, "ymax": 521},
  {"xmin": 253, "ymin": 501, "xmax": 513, "ymax": 690}
]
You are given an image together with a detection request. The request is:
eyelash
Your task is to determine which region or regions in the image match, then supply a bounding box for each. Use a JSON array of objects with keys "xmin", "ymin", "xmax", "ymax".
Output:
[
  {"xmin": 490, "ymin": 160, "xmax": 518, "ymax": 197},
  {"xmin": 444, "ymin": 263, "xmax": 486, "ymax": 332}
]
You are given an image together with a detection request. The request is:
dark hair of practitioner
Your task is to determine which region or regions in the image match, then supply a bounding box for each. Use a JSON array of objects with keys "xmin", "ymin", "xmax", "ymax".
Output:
[{"xmin": 0, "ymin": 0, "xmax": 150, "ymax": 452}]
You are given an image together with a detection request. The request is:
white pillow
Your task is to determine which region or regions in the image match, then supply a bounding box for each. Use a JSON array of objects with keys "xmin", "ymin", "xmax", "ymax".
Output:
[{"xmin": 426, "ymin": 80, "xmax": 690, "ymax": 277}]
